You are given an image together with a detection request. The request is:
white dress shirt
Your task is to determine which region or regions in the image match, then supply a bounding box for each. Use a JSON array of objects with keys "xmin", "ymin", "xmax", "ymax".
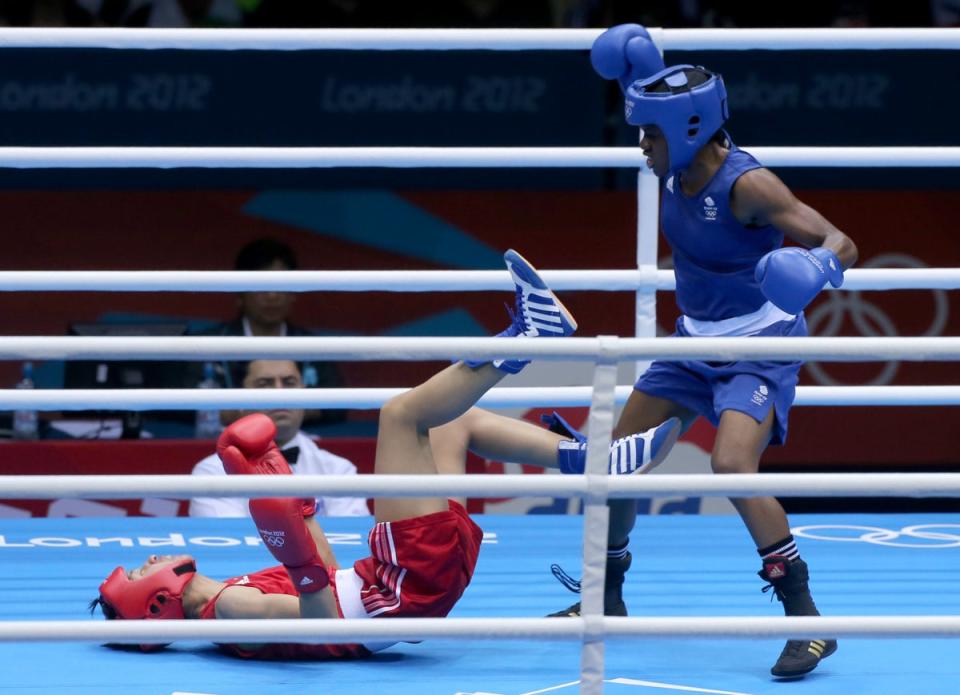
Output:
[{"xmin": 188, "ymin": 431, "xmax": 370, "ymax": 517}]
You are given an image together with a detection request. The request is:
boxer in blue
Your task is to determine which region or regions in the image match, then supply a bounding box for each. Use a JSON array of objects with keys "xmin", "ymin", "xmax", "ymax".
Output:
[{"xmin": 548, "ymin": 25, "xmax": 859, "ymax": 680}]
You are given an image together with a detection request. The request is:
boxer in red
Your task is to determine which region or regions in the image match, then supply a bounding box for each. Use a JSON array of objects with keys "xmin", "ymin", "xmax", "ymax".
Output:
[{"xmin": 91, "ymin": 249, "xmax": 682, "ymax": 659}]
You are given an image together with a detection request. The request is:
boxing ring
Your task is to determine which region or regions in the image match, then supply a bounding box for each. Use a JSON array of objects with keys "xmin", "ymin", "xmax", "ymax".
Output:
[{"xmin": 1, "ymin": 26, "xmax": 960, "ymax": 695}]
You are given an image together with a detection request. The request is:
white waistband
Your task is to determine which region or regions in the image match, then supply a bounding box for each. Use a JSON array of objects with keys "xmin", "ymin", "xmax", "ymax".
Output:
[{"xmin": 682, "ymin": 301, "xmax": 795, "ymax": 337}]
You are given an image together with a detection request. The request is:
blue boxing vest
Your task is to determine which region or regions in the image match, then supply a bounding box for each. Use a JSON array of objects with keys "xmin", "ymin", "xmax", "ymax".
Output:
[{"xmin": 660, "ymin": 137, "xmax": 783, "ymax": 321}]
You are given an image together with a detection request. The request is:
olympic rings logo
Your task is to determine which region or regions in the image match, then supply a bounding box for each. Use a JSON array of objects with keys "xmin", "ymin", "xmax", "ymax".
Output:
[
  {"xmin": 259, "ymin": 531, "xmax": 285, "ymax": 548},
  {"xmin": 792, "ymin": 524, "xmax": 960, "ymax": 548},
  {"xmin": 806, "ymin": 253, "xmax": 949, "ymax": 385}
]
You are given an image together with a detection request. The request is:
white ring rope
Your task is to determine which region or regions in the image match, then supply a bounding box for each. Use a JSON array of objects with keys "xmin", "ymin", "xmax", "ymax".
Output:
[
  {"xmin": 2, "ymin": 385, "xmax": 959, "ymax": 410},
  {"xmin": 0, "ymin": 269, "xmax": 659, "ymax": 292},
  {"xmin": 0, "ymin": 146, "xmax": 956, "ymax": 169},
  {"xmin": 0, "ymin": 27, "xmax": 957, "ymax": 51},
  {"xmin": 0, "ymin": 335, "xmax": 956, "ymax": 362},
  {"xmin": 3, "ymin": 472, "xmax": 960, "ymax": 500},
  {"xmin": 2, "ymin": 616, "xmax": 959, "ymax": 645},
  {"xmin": 0, "ymin": 267, "xmax": 956, "ymax": 292}
]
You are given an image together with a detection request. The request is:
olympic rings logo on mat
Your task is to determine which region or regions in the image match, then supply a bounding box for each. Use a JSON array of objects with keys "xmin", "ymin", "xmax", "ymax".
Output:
[
  {"xmin": 792, "ymin": 524, "xmax": 960, "ymax": 548},
  {"xmin": 806, "ymin": 253, "xmax": 949, "ymax": 386}
]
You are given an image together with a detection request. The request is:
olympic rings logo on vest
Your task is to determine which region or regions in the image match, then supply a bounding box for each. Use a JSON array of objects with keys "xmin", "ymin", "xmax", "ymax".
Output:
[
  {"xmin": 792, "ymin": 524, "xmax": 960, "ymax": 548},
  {"xmin": 805, "ymin": 253, "xmax": 950, "ymax": 386}
]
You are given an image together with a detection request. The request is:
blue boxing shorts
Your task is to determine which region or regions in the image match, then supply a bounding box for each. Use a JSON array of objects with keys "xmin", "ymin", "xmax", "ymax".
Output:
[{"xmin": 634, "ymin": 314, "xmax": 807, "ymax": 446}]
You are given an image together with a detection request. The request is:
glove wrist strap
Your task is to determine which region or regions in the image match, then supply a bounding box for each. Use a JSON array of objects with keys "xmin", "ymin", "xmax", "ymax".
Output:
[{"xmin": 286, "ymin": 562, "xmax": 330, "ymax": 594}]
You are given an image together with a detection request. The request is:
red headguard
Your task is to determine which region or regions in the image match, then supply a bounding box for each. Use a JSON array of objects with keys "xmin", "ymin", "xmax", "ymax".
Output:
[{"xmin": 97, "ymin": 558, "xmax": 197, "ymax": 650}]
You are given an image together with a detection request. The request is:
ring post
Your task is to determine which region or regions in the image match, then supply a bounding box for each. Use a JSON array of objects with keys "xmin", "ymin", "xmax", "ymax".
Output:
[
  {"xmin": 579, "ymin": 337, "xmax": 620, "ymax": 693},
  {"xmin": 635, "ymin": 168, "xmax": 661, "ymax": 381}
]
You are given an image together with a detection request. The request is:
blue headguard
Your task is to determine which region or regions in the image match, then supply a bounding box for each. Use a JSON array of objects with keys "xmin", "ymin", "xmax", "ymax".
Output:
[{"xmin": 625, "ymin": 65, "xmax": 729, "ymax": 173}]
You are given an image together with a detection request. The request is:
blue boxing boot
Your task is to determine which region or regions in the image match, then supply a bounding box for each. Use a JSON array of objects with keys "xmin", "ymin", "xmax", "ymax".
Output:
[
  {"xmin": 465, "ymin": 249, "xmax": 577, "ymax": 374},
  {"xmin": 547, "ymin": 415, "xmax": 682, "ymax": 475},
  {"xmin": 608, "ymin": 417, "xmax": 682, "ymax": 475},
  {"xmin": 542, "ymin": 411, "xmax": 588, "ymax": 475},
  {"xmin": 545, "ymin": 417, "xmax": 682, "ymax": 617}
]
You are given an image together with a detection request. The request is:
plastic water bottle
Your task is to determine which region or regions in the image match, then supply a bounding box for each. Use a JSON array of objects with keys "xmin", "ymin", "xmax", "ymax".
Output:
[
  {"xmin": 13, "ymin": 362, "xmax": 38, "ymax": 440},
  {"xmin": 194, "ymin": 362, "xmax": 221, "ymax": 439}
]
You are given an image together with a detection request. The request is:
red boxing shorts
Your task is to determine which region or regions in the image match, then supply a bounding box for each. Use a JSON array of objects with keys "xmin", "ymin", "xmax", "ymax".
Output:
[{"xmin": 334, "ymin": 500, "xmax": 483, "ymax": 622}]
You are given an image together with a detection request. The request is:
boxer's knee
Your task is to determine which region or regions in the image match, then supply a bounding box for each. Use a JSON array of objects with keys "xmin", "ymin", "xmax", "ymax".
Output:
[
  {"xmin": 379, "ymin": 393, "xmax": 420, "ymax": 431},
  {"xmin": 711, "ymin": 448, "xmax": 758, "ymax": 475}
]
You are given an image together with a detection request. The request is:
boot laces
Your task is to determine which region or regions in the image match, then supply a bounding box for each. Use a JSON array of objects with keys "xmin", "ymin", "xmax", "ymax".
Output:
[
  {"xmin": 505, "ymin": 300, "xmax": 521, "ymax": 334},
  {"xmin": 503, "ymin": 297, "xmax": 535, "ymax": 340},
  {"xmin": 780, "ymin": 639, "xmax": 811, "ymax": 659},
  {"xmin": 550, "ymin": 564, "xmax": 581, "ymax": 594},
  {"xmin": 761, "ymin": 581, "xmax": 786, "ymax": 603}
]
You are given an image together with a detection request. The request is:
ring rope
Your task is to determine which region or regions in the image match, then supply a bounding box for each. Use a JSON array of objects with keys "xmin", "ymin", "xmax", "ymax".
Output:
[
  {"xmin": 3, "ymin": 385, "xmax": 958, "ymax": 410},
  {"xmin": 2, "ymin": 616, "xmax": 959, "ymax": 645},
  {"xmin": 0, "ymin": 27, "xmax": 957, "ymax": 51},
  {"xmin": 0, "ymin": 146, "xmax": 956, "ymax": 168},
  {"xmin": 0, "ymin": 267, "xmax": 956, "ymax": 292},
  {"xmin": 0, "ymin": 335, "xmax": 956, "ymax": 362},
  {"xmin": 4, "ymin": 472, "xmax": 960, "ymax": 500}
]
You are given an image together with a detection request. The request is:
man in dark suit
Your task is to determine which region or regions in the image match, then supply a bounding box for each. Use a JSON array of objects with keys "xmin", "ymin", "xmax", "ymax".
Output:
[{"xmin": 198, "ymin": 238, "xmax": 344, "ymax": 424}]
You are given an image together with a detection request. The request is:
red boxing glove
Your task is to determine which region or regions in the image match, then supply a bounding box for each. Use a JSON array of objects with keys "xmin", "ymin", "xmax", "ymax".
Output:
[
  {"xmin": 249, "ymin": 497, "xmax": 329, "ymax": 593},
  {"xmin": 217, "ymin": 414, "xmax": 291, "ymax": 476},
  {"xmin": 217, "ymin": 414, "xmax": 328, "ymax": 592},
  {"xmin": 300, "ymin": 498, "xmax": 317, "ymax": 518},
  {"xmin": 218, "ymin": 414, "xmax": 316, "ymax": 518}
]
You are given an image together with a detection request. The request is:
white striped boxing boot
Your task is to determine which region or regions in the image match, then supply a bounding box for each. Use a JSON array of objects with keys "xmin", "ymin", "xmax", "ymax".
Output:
[
  {"xmin": 555, "ymin": 417, "xmax": 682, "ymax": 475},
  {"xmin": 607, "ymin": 417, "xmax": 682, "ymax": 475},
  {"xmin": 465, "ymin": 249, "xmax": 577, "ymax": 374}
]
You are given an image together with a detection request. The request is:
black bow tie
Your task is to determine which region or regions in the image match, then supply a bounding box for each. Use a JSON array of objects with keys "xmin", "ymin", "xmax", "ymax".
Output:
[{"xmin": 281, "ymin": 447, "xmax": 300, "ymax": 465}]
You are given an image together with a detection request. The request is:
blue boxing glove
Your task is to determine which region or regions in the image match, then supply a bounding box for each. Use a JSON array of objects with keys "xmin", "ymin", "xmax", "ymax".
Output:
[
  {"xmin": 590, "ymin": 24, "xmax": 665, "ymax": 93},
  {"xmin": 755, "ymin": 247, "xmax": 844, "ymax": 315}
]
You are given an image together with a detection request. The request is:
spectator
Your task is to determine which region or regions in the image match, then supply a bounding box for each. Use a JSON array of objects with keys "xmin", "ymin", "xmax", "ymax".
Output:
[
  {"xmin": 243, "ymin": 0, "xmax": 388, "ymax": 27},
  {"xmin": 0, "ymin": 0, "xmax": 68, "ymax": 26},
  {"xmin": 198, "ymin": 237, "xmax": 345, "ymax": 425},
  {"xmin": 933, "ymin": 0, "xmax": 960, "ymax": 25},
  {"xmin": 188, "ymin": 359, "xmax": 368, "ymax": 518},
  {"xmin": 67, "ymin": 0, "xmax": 245, "ymax": 27},
  {"xmin": 406, "ymin": 0, "xmax": 556, "ymax": 28}
]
